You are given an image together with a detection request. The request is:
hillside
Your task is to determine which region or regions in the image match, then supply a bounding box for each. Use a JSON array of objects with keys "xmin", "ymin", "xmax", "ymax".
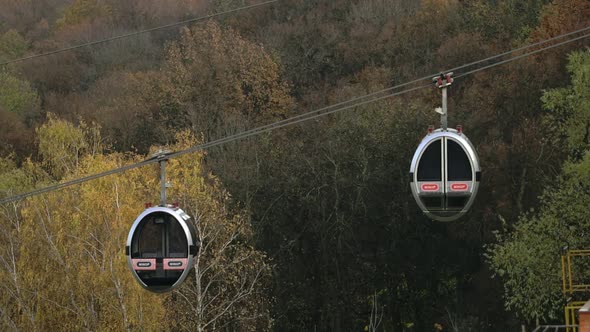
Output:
[{"xmin": 0, "ymin": 0, "xmax": 589, "ymax": 330}]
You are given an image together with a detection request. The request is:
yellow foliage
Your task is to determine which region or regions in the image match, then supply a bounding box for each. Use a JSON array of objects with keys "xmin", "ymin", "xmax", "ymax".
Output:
[
  {"xmin": 56, "ymin": 0, "xmax": 112, "ymax": 29},
  {"xmin": 160, "ymin": 21, "xmax": 293, "ymax": 137},
  {"xmin": 36, "ymin": 113, "xmax": 103, "ymax": 180},
  {"xmin": 3, "ymin": 121, "xmax": 271, "ymax": 330}
]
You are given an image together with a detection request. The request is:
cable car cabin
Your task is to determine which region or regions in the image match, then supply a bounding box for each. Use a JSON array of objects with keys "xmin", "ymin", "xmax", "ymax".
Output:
[
  {"xmin": 409, "ymin": 128, "xmax": 481, "ymax": 222},
  {"xmin": 126, "ymin": 206, "xmax": 199, "ymax": 292}
]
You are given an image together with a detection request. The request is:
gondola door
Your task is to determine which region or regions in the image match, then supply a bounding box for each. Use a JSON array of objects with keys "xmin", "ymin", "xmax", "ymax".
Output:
[
  {"xmin": 127, "ymin": 206, "xmax": 198, "ymax": 292},
  {"xmin": 411, "ymin": 130, "xmax": 480, "ymax": 221}
]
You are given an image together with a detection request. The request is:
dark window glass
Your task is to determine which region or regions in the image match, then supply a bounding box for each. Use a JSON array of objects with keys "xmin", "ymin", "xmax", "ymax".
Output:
[
  {"xmin": 447, "ymin": 140, "xmax": 472, "ymax": 181},
  {"xmin": 422, "ymin": 197, "xmax": 443, "ymax": 209},
  {"xmin": 446, "ymin": 196, "xmax": 469, "ymax": 209},
  {"xmin": 168, "ymin": 219, "xmax": 188, "ymax": 257},
  {"xmin": 138, "ymin": 217, "xmax": 163, "ymax": 258},
  {"xmin": 417, "ymin": 140, "xmax": 442, "ymax": 181}
]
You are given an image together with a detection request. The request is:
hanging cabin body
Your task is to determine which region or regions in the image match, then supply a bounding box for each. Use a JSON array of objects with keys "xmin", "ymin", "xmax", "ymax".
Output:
[
  {"xmin": 126, "ymin": 206, "xmax": 199, "ymax": 292},
  {"xmin": 410, "ymin": 128, "xmax": 481, "ymax": 222}
]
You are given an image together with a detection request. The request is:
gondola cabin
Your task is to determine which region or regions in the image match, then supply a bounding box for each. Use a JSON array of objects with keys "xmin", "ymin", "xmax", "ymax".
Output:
[
  {"xmin": 409, "ymin": 127, "xmax": 481, "ymax": 221},
  {"xmin": 126, "ymin": 206, "xmax": 199, "ymax": 292}
]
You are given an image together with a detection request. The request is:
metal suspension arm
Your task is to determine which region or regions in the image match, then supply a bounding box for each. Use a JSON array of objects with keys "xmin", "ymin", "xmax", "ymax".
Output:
[{"xmin": 433, "ymin": 73, "xmax": 454, "ymax": 131}]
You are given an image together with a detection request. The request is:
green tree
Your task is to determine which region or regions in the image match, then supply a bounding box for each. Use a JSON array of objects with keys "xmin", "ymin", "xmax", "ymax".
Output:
[
  {"xmin": 0, "ymin": 71, "xmax": 40, "ymax": 124},
  {"xmin": 0, "ymin": 29, "xmax": 28, "ymax": 62},
  {"xmin": 488, "ymin": 48, "xmax": 590, "ymax": 322},
  {"xmin": 459, "ymin": 0, "xmax": 551, "ymax": 41},
  {"xmin": 542, "ymin": 49, "xmax": 590, "ymax": 159}
]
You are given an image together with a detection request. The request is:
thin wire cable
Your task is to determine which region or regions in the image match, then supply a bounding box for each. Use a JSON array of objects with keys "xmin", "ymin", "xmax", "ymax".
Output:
[
  {"xmin": 169, "ymin": 84, "xmax": 432, "ymax": 158},
  {"xmin": 455, "ymin": 32, "xmax": 590, "ymax": 79},
  {"xmin": 0, "ymin": 83, "xmax": 431, "ymax": 205},
  {"xmin": 1, "ymin": 28, "xmax": 589, "ymax": 205},
  {"xmin": 242, "ymin": 24, "xmax": 590, "ymax": 129},
  {"xmin": 0, "ymin": 0, "xmax": 278, "ymax": 66},
  {"xmin": 447, "ymin": 25, "xmax": 590, "ymax": 74},
  {"xmin": 157, "ymin": 25, "xmax": 590, "ymax": 150},
  {"xmin": 170, "ymin": 27, "xmax": 590, "ymax": 157}
]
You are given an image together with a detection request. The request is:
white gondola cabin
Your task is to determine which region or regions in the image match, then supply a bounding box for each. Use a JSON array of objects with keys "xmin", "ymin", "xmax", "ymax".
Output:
[
  {"xmin": 410, "ymin": 127, "xmax": 481, "ymax": 221},
  {"xmin": 126, "ymin": 206, "xmax": 199, "ymax": 292}
]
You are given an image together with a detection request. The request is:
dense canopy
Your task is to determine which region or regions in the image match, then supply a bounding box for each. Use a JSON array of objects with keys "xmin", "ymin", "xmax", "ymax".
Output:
[{"xmin": 0, "ymin": 0, "xmax": 589, "ymax": 330}]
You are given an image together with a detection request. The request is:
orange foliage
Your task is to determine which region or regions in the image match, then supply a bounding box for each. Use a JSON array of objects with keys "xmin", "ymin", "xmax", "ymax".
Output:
[{"xmin": 532, "ymin": 0, "xmax": 590, "ymax": 40}]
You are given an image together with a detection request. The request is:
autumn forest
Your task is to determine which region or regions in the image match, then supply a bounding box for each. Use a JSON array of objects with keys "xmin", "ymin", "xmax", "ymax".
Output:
[{"xmin": 0, "ymin": 0, "xmax": 590, "ymax": 331}]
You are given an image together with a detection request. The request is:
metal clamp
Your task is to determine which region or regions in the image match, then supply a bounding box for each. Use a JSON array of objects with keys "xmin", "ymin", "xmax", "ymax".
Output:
[
  {"xmin": 433, "ymin": 72, "xmax": 454, "ymax": 89},
  {"xmin": 150, "ymin": 150, "xmax": 172, "ymax": 206},
  {"xmin": 432, "ymin": 73, "xmax": 454, "ymax": 130}
]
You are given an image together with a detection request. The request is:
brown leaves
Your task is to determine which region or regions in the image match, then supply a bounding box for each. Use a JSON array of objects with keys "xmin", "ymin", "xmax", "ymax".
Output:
[
  {"xmin": 533, "ymin": 0, "xmax": 590, "ymax": 41},
  {"xmin": 160, "ymin": 21, "xmax": 293, "ymax": 138}
]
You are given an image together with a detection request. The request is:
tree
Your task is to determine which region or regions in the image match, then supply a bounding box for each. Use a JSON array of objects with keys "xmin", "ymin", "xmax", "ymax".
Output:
[
  {"xmin": 0, "ymin": 156, "xmax": 37, "ymax": 330},
  {"xmin": 36, "ymin": 114, "xmax": 102, "ymax": 180},
  {"xmin": 487, "ymin": 48, "xmax": 590, "ymax": 322},
  {"xmin": 0, "ymin": 116, "xmax": 272, "ymax": 330},
  {"xmin": 0, "ymin": 0, "xmax": 72, "ymax": 35},
  {"xmin": 231, "ymin": 65, "xmax": 470, "ymax": 330},
  {"xmin": 0, "ymin": 71, "xmax": 40, "ymax": 124},
  {"xmin": 43, "ymin": 71, "xmax": 164, "ymax": 153},
  {"xmin": 164, "ymin": 132, "xmax": 272, "ymax": 331},
  {"xmin": 159, "ymin": 21, "xmax": 293, "ymax": 140},
  {"xmin": 542, "ymin": 48, "xmax": 590, "ymax": 159},
  {"xmin": 18, "ymin": 139, "xmax": 166, "ymax": 331},
  {"xmin": 458, "ymin": 0, "xmax": 551, "ymax": 41},
  {"xmin": 0, "ymin": 109, "xmax": 35, "ymax": 161},
  {"xmin": 0, "ymin": 29, "xmax": 28, "ymax": 62},
  {"xmin": 156, "ymin": 20, "xmax": 294, "ymax": 205},
  {"xmin": 532, "ymin": 0, "xmax": 590, "ymax": 41},
  {"xmin": 56, "ymin": 0, "xmax": 112, "ymax": 29}
]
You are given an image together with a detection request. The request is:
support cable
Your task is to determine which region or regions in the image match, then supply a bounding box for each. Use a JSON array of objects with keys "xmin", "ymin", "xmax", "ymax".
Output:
[
  {"xmin": 0, "ymin": 28, "xmax": 589, "ymax": 205},
  {"xmin": 455, "ymin": 32, "xmax": 590, "ymax": 79},
  {"xmin": 0, "ymin": 0, "xmax": 279, "ymax": 66}
]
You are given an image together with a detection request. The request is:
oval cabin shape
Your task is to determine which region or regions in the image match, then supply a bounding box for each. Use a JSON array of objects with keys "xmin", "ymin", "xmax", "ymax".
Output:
[
  {"xmin": 126, "ymin": 206, "xmax": 199, "ymax": 292},
  {"xmin": 409, "ymin": 128, "xmax": 481, "ymax": 222}
]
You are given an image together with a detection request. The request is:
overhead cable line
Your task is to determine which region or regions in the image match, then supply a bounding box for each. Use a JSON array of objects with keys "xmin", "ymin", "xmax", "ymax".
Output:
[
  {"xmin": 0, "ymin": 0, "xmax": 278, "ymax": 66},
  {"xmin": 455, "ymin": 31, "xmax": 590, "ymax": 79},
  {"xmin": 449, "ymin": 25, "xmax": 590, "ymax": 75},
  {"xmin": 0, "ymin": 83, "xmax": 431, "ymax": 205},
  {"xmin": 248, "ymin": 24, "xmax": 590, "ymax": 126},
  {"xmin": 1, "ymin": 28, "xmax": 589, "ymax": 205},
  {"xmin": 164, "ymin": 24, "xmax": 590, "ymax": 155},
  {"xmin": 163, "ymin": 25, "xmax": 590, "ymax": 158}
]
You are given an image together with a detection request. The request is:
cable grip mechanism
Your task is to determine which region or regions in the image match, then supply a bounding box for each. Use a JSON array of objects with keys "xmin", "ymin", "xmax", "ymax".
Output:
[
  {"xmin": 432, "ymin": 72, "xmax": 454, "ymax": 130},
  {"xmin": 149, "ymin": 149, "xmax": 172, "ymax": 206}
]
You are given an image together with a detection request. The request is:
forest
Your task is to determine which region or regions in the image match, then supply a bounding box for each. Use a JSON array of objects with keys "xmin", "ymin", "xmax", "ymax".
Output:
[{"xmin": 0, "ymin": 0, "xmax": 589, "ymax": 330}]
